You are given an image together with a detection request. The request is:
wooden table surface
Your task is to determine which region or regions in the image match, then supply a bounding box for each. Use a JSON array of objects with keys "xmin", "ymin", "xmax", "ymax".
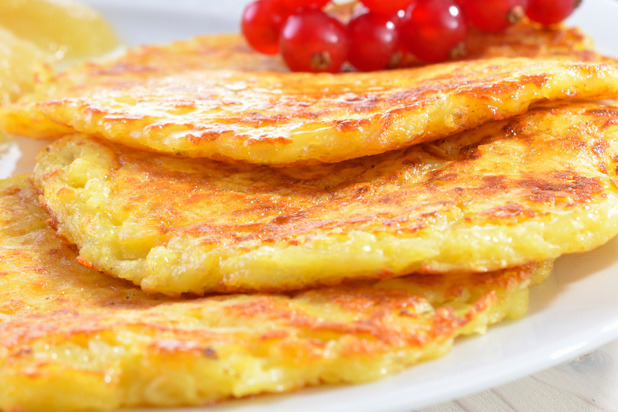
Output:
[{"xmin": 421, "ymin": 340, "xmax": 618, "ymax": 412}]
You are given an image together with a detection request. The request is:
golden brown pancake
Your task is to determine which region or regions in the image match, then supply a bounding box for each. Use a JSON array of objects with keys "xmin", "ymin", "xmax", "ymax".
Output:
[
  {"xmin": 2, "ymin": 11, "xmax": 613, "ymax": 166},
  {"xmin": 29, "ymin": 20, "xmax": 600, "ymax": 78},
  {"xmin": 461, "ymin": 21, "xmax": 597, "ymax": 62},
  {"xmin": 0, "ymin": 27, "xmax": 50, "ymax": 104},
  {"xmin": 0, "ymin": 0, "xmax": 119, "ymax": 106},
  {"xmin": 32, "ymin": 103, "xmax": 618, "ymax": 296},
  {"xmin": 22, "ymin": 22, "xmax": 599, "ymax": 113},
  {"xmin": 0, "ymin": 175, "xmax": 550, "ymax": 411},
  {"xmin": 5, "ymin": 57, "xmax": 618, "ymax": 166},
  {"xmin": 0, "ymin": 0, "xmax": 119, "ymax": 62}
]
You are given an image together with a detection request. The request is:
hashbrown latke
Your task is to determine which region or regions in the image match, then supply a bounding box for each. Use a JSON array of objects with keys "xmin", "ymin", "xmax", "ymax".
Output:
[
  {"xmin": 32, "ymin": 102, "xmax": 618, "ymax": 295},
  {"xmin": 0, "ymin": 175, "xmax": 551, "ymax": 411},
  {"xmin": 4, "ymin": 56, "xmax": 618, "ymax": 165}
]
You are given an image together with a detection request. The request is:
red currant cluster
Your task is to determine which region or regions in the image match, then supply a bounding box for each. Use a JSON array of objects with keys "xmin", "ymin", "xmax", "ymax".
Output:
[{"xmin": 241, "ymin": 0, "xmax": 581, "ymax": 73}]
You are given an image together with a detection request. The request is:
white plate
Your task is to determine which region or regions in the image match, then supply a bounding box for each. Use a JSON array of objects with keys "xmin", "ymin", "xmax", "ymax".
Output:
[{"xmin": 2, "ymin": 1, "xmax": 618, "ymax": 411}]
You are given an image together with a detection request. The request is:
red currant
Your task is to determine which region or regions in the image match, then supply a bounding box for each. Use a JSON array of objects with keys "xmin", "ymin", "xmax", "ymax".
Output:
[
  {"xmin": 241, "ymin": 0, "xmax": 291, "ymax": 54},
  {"xmin": 360, "ymin": 0, "xmax": 414, "ymax": 16},
  {"xmin": 278, "ymin": 0, "xmax": 330, "ymax": 11},
  {"xmin": 459, "ymin": 0, "xmax": 528, "ymax": 32},
  {"xmin": 526, "ymin": 0, "xmax": 580, "ymax": 25},
  {"xmin": 399, "ymin": 0, "xmax": 468, "ymax": 63},
  {"xmin": 347, "ymin": 11, "xmax": 399, "ymax": 71},
  {"xmin": 280, "ymin": 9, "xmax": 349, "ymax": 73}
]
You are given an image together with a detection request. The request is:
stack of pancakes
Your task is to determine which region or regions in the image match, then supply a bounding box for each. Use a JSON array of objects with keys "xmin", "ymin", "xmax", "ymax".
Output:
[{"xmin": 1, "ymin": 13, "xmax": 618, "ymax": 411}]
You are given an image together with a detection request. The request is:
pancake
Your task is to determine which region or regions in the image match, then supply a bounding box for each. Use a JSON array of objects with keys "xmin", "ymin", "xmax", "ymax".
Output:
[
  {"xmin": 0, "ymin": 0, "xmax": 119, "ymax": 62},
  {"xmin": 24, "ymin": 19, "xmax": 600, "ymax": 79},
  {"xmin": 3, "ymin": 53, "xmax": 618, "ymax": 165},
  {"xmin": 461, "ymin": 20, "xmax": 597, "ymax": 62},
  {"xmin": 8, "ymin": 22, "xmax": 596, "ymax": 107},
  {"xmin": 0, "ymin": 27, "xmax": 50, "ymax": 104},
  {"xmin": 0, "ymin": 175, "xmax": 551, "ymax": 411},
  {"xmin": 32, "ymin": 103, "xmax": 618, "ymax": 296}
]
